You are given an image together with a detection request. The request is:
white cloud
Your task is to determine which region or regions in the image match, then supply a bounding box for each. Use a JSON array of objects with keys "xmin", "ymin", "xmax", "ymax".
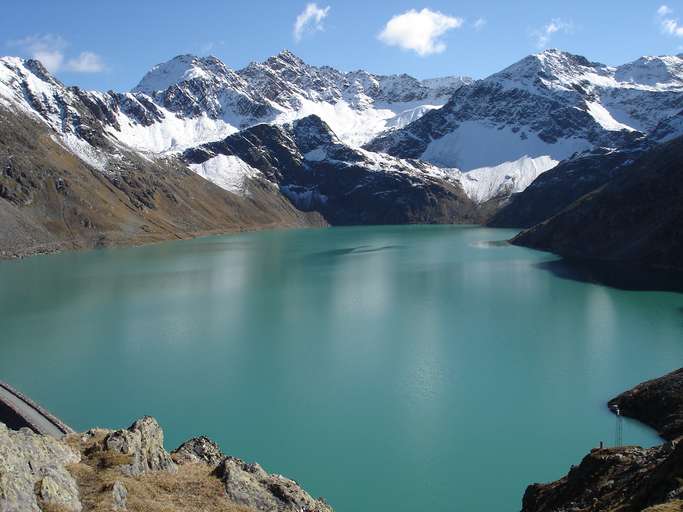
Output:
[
  {"xmin": 293, "ymin": 3, "xmax": 330, "ymax": 42},
  {"xmin": 657, "ymin": 5, "xmax": 683, "ymax": 37},
  {"xmin": 473, "ymin": 18, "xmax": 487, "ymax": 31},
  {"xmin": 8, "ymin": 34, "xmax": 67, "ymax": 72},
  {"xmin": 534, "ymin": 19, "xmax": 573, "ymax": 48},
  {"xmin": 378, "ymin": 8, "xmax": 463, "ymax": 56},
  {"xmin": 658, "ymin": 5, "xmax": 673, "ymax": 16},
  {"xmin": 65, "ymin": 52, "xmax": 105, "ymax": 73},
  {"xmin": 7, "ymin": 34, "xmax": 105, "ymax": 73}
]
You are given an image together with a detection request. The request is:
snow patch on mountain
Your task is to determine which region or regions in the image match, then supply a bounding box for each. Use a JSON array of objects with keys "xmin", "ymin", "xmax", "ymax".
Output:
[
  {"xmin": 385, "ymin": 104, "xmax": 442, "ymax": 129},
  {"xmin": 457, "ymin": 155, "xmax": 558, "ymax": 203},
  {"xmin": 420, "ymin": 121, "xmax": 590, "ymax": 170},
  {"xmin": 108, "ymin": 106, "xmax": 239, "ymax": 153},
  {"xmin": 60, "ymin": 133, "xmax": 110, "ymax": 171},
  {"xmin": 585, "ymin": 101, "xmax": 637, "ymax": 132},
  {"xmin": 188, "ymin": 154, "xmax": 262, "ymax": 194}
]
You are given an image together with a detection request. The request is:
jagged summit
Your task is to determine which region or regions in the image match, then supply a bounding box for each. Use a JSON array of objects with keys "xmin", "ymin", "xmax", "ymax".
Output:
[
  {"xmin": 364, "ymin": 48, "xmax": 683, "ymax": 201},
  {"xmin": 615, "ymin": 54, "xmax": 683, "ymax": 88},
  {"xmin": 132, "ymin": 54, "xmax": 239, "ymax": 94},
  {"xmin": 265, "ymin": 49, "xmax": 306, "ymax": 67},
  {"xmin": 490, "ymin": 49, "xmax": 683, "ymax": 93},
  {"xmin": 489, "ymin": 49, "xmax": 612, "ymax": 92}
]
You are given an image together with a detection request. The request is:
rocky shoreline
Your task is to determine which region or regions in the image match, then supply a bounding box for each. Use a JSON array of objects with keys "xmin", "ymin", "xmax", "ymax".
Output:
[
  {"xmin": 609, "ymin": 368, "xmax": 683, "ymax": 442},
  {"xmin": 0, "ymin": 416, "xmax": 331, "ymax": 512},
  {"xmin": 522, "ymin": 367, "xmax": 683, "ymax": 512}
]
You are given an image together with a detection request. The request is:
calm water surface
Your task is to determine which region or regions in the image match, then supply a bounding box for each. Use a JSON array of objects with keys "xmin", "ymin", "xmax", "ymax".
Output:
[{"xmin": 1, "ymin": 225, "xmax": 682, "ymax": 511}]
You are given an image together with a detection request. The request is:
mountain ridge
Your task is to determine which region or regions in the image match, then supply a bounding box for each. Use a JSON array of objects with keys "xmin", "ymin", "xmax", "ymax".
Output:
[
  {"xmin": 2, "ymin": 47, "xmax": 683, "ymax": 260},
  {"xmin": 365, "ymin": 48, "xmax": 683, "ymax": 201}
]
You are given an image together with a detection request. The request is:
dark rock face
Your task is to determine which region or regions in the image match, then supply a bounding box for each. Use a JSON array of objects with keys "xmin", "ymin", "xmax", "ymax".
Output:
[
  {"xmin": 512, "ymin": 136, "xmax": 683, "ymax": 271},
  {"xmin": 488, "ymin": 146, "xmax": 646, "ymax": 228},
  {"xmin": 184, "ymin": 115, "xmax": 479, "ymax": 225},
  {"xmin": 609, "ymin": 368, "xmax": 683, "ymax": 442},
  {"xmin": 522, "ymin": 442, "xmax": 683, "ymax": 512}
]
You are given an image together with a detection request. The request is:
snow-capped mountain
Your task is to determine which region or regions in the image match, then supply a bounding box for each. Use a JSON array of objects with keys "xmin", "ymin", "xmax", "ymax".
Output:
[
  {"xmin": 236, "ymin": 51, "xmax": 470, "ymax": 146},
  {"xmin": 0, "ymin": 54, "xmax": 478, "ymax": 226},
  {"xmin": 0, "ymin": 51, "xmax": 470, "ymax": 157},
  {"xmin": 366, "ymin": 49, "xmax": 683, "ymax": 201},
  {"xmin": 124, "ymin": 50, "xmax": 471, "ymax": 150},
  {"xmin": 2, "ymin": 48, "xmax": 683, "ymax": 210},
  {"xmin": 183, "ymin": 115, "xmax": 477, "ymax": 224}
]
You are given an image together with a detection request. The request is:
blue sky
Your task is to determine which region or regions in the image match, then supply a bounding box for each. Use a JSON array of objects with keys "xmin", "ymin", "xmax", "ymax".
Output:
[{"xmin": 2, "ymin": 1, "xmax": 683, "ymax": 91}]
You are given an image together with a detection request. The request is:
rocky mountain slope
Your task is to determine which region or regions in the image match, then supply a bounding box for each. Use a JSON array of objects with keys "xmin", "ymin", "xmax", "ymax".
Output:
[
  {"xmin": 183, "ymin": 115, "xmax": 478, "ymax": 225},
  {"xmin": 512, "ymin": 136, "xmax": 683, "ymax": 271},
  {"xmin": 3, "ymin": 48, "xmax": 683, "ymax": 258},
  {"xmin": 488, "ymin": 145, "xmax": 647, "ymax": 228},
  {"xmin": 0, "ymin": 102, "xmax": 323, "ymax": 258},
  {"xmin": 367, "ymin": 50, "xmax": 683, "ymax": 202},
  {"xmin": 0, "ymin": 53, "xmax": 476, "ymax": 257},
  {"xmin": 0, "ymin": 416, "xmax": 332, "ymax": 512},
  {"xmin": 523, "ymin": 368, "xmax": 683, "ymax": 512},
  {"xmin": 523, "ymin": 442, "xmax": 683, "ymax": 512}
]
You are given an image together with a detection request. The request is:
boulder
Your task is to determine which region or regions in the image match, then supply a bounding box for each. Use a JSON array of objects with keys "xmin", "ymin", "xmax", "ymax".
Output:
[
  {"xmin": 171, "ymin": 436, "xmax": 225, "ymax": 467},
  {"xmin": 217, "ymin": 456, "xmax": 332, "ymax": 512},
  {"xmin": 103, "ymin": 416, "xmax": 176, "ymax": 476},
  {"xmin": 0, "ymin": 422, "xmax": 81, "ymax": 512}
]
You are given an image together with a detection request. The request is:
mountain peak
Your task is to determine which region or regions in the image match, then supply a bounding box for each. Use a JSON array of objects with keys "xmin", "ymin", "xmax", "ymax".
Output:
[
  {"xmin": 615, "ymin": 54, "xmax": 683, "ymax": 87},
  {"xmin": 489, "ymin": 49, "xmax": 610, "ymax": 92},
  {"xmin": 273, "ymin": 49, "xmax": 305, "ymax": 64},
  {"xmin": 260, "ymin": 49, "xmax": 308, "ymax": 71},
  {"xmin": 133, "ymin": 54, "xmax": 234, "ymax": 94},
  {"xmin": 0, "ymin": 56, "xmax": 62, "ymax": 90},
  {"xmin": 534, "ymin": 48, "xmax": 602, "ymax": 69},
  {"xmin": 290, "ymin": 114, "xmax": 341, "ymax": 153}
]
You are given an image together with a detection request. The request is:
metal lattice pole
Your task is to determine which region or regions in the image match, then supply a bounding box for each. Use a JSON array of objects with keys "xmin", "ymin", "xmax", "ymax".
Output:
[{"xmin": 614, "ymin": 405, "xmax": 623, "ymax": 447}]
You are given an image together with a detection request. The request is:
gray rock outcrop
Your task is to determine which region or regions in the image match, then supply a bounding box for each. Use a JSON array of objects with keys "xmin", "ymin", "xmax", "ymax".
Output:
[
  {"xmin": 0, "ymin": 423, "xmax": 81, "ymax": 512},
  {"xmin": 171, "ymin": 436, "xmax": 225, "ymax": 467},
  {"xmin": 110, "ymin": 480, "xmax": 128, "ymax": 510},
  {"xmin": 217, "ymin": 456, "xmax": 332, "ymax": 512},
  {"xmin": 103, "ymin": 416, "xmax": 177, "ymax": 476}
]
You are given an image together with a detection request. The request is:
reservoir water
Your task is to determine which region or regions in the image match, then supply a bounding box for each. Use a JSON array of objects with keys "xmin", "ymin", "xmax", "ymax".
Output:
[{"xmin": 1, "ymin": 225, "xmax": 681, "ymax": 511}]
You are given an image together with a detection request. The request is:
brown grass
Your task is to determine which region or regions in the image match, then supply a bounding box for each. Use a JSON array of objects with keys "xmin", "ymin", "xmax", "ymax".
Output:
[
  {"xmin": 641, "ymin": 501, "xmax": 683, "ymax": 512},
  {"xmin": 68, "ymin": 462, "xmax": 252, "ymax": 512},
  {"xmin": 65, "ymin": 433, "xmax": 254, "ymax": 512}
]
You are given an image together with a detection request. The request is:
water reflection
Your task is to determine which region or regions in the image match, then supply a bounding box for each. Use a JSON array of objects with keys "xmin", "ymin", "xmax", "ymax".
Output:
[
  {"xmin": 535, "ymin": 259, "xmax": 683, "ymax": 293},
  {"xmin": 0, "ymin": 226, "xmax": 680, "ymax": 512}
]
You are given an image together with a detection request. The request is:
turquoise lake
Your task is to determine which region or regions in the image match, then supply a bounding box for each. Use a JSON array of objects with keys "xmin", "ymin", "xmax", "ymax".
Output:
[{"xmin": 1, "ymin": 225, "xmax": 682, "ymax": 511}]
